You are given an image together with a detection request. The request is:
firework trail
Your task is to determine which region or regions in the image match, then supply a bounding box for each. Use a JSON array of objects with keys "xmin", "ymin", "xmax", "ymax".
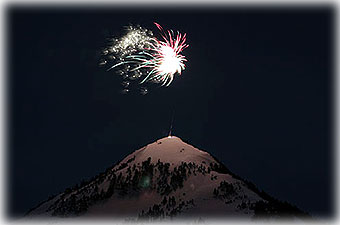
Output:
[{"xmin": 101, "ymin": 23, "xmax": 188, "ymax": 94}]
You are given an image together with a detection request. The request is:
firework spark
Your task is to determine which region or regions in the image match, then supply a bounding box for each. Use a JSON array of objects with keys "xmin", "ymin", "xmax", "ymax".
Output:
[{"xmin": 102, "ymin": 23, "xmax": 188, "ymax": 93}]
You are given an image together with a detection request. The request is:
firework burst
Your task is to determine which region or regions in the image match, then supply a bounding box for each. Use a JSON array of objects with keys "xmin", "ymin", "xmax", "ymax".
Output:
[{"xmin": 101, "ymin": 23, "xmax": 188, "ymax": 93}]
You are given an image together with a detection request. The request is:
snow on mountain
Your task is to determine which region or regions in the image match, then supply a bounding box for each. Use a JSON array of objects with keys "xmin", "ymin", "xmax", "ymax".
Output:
[
  {"xmin": 26, "ymin": 136, "xmax": 309, "ymax": 221},
  {"xmin": 117, "ymin": 136, "xmax": 216, "ymax": 168}
]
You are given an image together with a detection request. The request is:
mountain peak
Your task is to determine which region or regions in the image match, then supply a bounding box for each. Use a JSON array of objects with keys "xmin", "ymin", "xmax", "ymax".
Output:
[
  {"xmin": 117, "ymin": 136, "xmax": 216, "ymax": 169},
  {"xmin": 27, "ymin": 136, "xmax": 309, "ymax": 221},
  {"xmin": 156, "ymin": 135, "xmax": 183, "ymax": 143}
]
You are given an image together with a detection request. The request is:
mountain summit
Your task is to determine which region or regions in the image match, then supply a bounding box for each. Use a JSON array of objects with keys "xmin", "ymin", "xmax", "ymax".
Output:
[
  {"xmin": 120, "ymin": 136, "xmax": 216, "ymax": 167},
  {"xmin": 27, "ymin": 136, "xmax": 309, "ymax": 221}
]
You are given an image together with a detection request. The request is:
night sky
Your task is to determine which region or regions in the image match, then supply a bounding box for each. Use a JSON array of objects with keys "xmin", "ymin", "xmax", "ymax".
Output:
[{"xmin": 8, "ymin": 6, "xmax": 334, "ymax": 218}]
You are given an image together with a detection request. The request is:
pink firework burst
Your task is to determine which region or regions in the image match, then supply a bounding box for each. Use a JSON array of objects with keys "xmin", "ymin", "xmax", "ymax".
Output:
[
  {"xmin": 145, "ymin": 22, "xmax": 188, "ymax": 86},
  {"xmin": 106, "ymin": 22, "xmax": 189, "ymax": 88}
]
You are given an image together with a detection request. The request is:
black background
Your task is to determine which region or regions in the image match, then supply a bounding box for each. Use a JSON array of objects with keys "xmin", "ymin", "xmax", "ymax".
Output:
[{"xmin": 8, "ymin": 5, "xmax": 334, "ymax": 218}]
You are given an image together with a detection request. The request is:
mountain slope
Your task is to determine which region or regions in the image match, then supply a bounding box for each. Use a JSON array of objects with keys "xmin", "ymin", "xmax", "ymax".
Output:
[{"xmin": 26, "ymin": 136, "xmax": 309, "ymax": 221}]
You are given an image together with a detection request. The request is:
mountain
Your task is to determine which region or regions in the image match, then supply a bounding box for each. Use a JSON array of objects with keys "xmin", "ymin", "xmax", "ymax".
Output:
[{"xmin": 26, "ymin": 136, "xmax": 310, "ymax": 221}]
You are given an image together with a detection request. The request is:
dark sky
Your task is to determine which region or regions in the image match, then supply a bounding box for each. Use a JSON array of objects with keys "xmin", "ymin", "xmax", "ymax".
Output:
[{"xmin": 8, "ymin": 5, "xmax": 334, "ymax": 218}]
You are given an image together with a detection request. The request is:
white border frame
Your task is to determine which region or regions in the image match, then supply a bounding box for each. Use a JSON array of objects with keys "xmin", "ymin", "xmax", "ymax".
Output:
[{"xmin": 0, "ymin": 1, "xmax": 338, "ymax": 225}]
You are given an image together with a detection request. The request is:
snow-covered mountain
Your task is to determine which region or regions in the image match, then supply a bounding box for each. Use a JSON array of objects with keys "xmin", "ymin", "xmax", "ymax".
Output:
[{"xmin": 26, "ymin": 136, "xmax": 309, "ymax": 221}]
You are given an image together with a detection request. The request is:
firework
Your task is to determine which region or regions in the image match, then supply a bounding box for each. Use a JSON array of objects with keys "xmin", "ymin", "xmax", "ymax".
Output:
[{"xmin": 102, "ymin": 23, "xmax": 188, "ymax": 93}]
